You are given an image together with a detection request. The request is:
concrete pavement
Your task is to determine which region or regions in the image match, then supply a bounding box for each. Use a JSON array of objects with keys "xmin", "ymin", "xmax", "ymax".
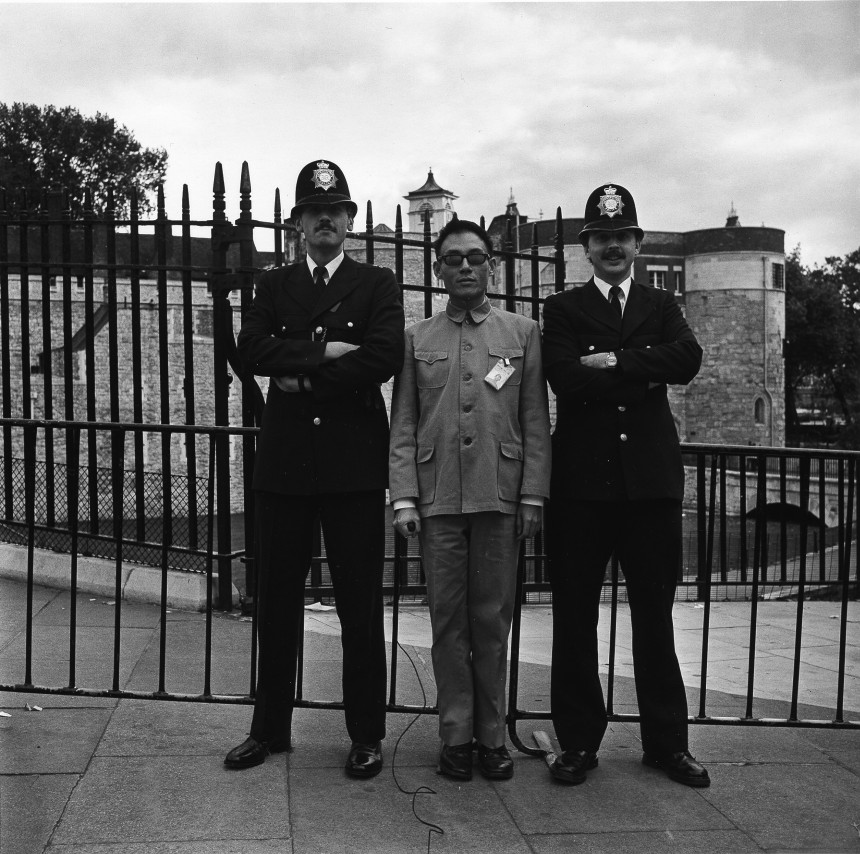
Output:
[{"xmin": 1, "ymin": 576, "xmax": 859, "ymax": 854}]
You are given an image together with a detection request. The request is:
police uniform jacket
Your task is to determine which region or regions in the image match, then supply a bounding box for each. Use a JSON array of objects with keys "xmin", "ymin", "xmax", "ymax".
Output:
[
  {"xmin": 541, "ymin": 279, "xmax": 702, "ymax": 503},
  {"xmin": 389, "ymin": 299, "xmax": 551, "ymax": 516},
  {"xmin": 237, "ymin": 255, "xmax": 405, "ymax": 495}
]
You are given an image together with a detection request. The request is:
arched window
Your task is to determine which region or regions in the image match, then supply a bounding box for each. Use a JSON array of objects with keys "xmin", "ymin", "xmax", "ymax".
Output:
[{"xmin": 754, "ymin": 397, "xmax": 766, "ymax": 425}]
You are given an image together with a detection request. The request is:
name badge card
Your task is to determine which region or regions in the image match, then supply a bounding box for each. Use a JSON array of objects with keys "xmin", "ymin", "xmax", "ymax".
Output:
[{"xmin": 485, "ymin": 357, "xmax": 515, "ymax": 390}]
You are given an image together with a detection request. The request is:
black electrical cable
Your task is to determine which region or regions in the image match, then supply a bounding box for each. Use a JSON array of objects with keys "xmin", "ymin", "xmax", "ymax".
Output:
[{"xmin": 389, "ymin": 640, "xmax": 444, "ymax": 853}]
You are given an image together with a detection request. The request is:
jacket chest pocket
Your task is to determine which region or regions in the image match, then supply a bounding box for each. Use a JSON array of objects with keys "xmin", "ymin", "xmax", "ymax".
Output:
[
  {"xmin": 414, "ymin": 350, "xmax": 450, "ymax": 388},
  {"xmin": 488, "ymin": 347, "xmax": 523, "ymax": 386},
  {"xmin": 323, "ymin": 313, "xmax": 366, "ymax": 343},
  {"xmin": 278, "ymin": 314, "xmax": 311, "ymax": 338}
]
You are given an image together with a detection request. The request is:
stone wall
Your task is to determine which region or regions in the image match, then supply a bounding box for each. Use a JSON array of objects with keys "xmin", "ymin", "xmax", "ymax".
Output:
[
  {"xmin": 684, "ymin": 287, "xmax": 785, "ymax": 447},
  {"xmin": 0, "ymin": 277, "xmax": 248, "ymax": 515}
]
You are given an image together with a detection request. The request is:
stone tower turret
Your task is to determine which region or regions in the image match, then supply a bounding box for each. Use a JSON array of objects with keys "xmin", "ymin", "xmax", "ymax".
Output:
[
  {"xmin": 683, "ymin": 210, "xmax": 786, "ymax": 447},
  {"xmin": 403, "ymin": 169, "xmax": 458, "ymax": 235}
]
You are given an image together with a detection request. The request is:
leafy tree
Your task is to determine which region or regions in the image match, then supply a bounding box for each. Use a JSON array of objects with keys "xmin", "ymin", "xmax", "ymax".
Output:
[
  {"xmin": 825, "ymin": 246, "xmax": 860, "ymax": 314},
  {"xmin": 785, "ymin": 245, "xmax": 860, "ymax": 446},
  {"xmin": 0, "ymin": 102, "xmax": 167, "ymax": 218},
  {"xmin": 784, "ymin": 247, "xmax": 814, "ymax": 430}
]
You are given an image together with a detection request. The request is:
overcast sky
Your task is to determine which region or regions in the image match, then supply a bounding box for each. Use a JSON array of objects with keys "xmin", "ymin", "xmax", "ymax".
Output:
[{"xmin": 1, "ymin": 1, "xmax": 858, "ymax": 265}]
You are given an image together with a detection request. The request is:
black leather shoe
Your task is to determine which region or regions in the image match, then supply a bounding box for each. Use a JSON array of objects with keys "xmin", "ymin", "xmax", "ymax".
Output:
[
  {"xmin": 345, "ymin": 741, "xmax": 383, "ymax": 778},
  {"xmin": 477, "ymin": 743, "xmax": 514, "ymax": 780},
  {"xmin": 224, "ymin": 735, "xmax": 290, "ymax": 770},
  {"xmin": 549, "ymin": 749, "xmax": 598, "ymax": 785},
  {"xmin": 438, "ymin": 742, "xmax": 474, "ymax": 781},
  {"xmin": 642, "ymin": 750, "xmax": 710, "ymax": 788}
]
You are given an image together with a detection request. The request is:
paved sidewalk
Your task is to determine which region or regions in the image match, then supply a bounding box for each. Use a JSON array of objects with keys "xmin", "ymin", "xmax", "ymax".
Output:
[{"xmin": 1, "ymin": 576, "xmax": 859, "ymax": 854}]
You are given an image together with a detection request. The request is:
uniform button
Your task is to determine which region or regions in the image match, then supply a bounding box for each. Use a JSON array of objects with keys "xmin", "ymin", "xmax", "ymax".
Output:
[
  {"xmin": 464, "ymin": 437, "xmax": 472, "ymax": 445},
  {"xmin": 315, "ymin": 326, "xmax": 323, "ymax": 335},
  {"xmin": 588, "ymin": 345, "xmax": 595, "ymax": 351},
  {"xmin": 281, "ymin": 325, "xmax": 286, "ymax": 332},
  {"xmin": 347, "ymin": 322, "xmax": 354, "ymax": 328},
  {"xmin": 313, "ymin": 417, "xmax": 321, "ymax": 426},
  {"xmin": 463, "ymin": 405, "xmax": 472, "ymax": 413},
  {"xmin": 464, "ymin": 373, "xmax": 472, "ymax": 381},
  {"xmin": 464, "ymin": 343, "xmax": 472, "ymax": 351},
  {"xmin": 620, "ymin": 433, "xmax": 628, "ymax": 441},
  {"xmin": 618, "ymin": 405, "xmax": 626, "ymax": 412}
]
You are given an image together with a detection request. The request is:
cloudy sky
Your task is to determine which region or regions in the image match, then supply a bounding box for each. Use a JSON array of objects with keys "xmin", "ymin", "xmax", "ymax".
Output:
[{"xmin": 1, "ymin": 1, "xmax": 858, "ymax": 265}]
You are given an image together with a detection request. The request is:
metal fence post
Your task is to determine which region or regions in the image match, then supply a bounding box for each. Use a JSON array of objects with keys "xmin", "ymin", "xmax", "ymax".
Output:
[
  {"xmin": 210, "ymin": 163, "xmax": 234, "ymax": 608},
  {"xmin": 504, "ymin": 215, "xmax": 515, "ymax": 312},
  {"xmin": 554, "ymin": 207, "xmax": 565, "ymax": 292},
  {"xmin": 237, "ymin": 162, "xmax": 259, "ymax": 609}
]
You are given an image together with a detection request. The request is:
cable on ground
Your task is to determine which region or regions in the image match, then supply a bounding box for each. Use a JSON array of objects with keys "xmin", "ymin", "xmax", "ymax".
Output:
[{"xmin": 389, "ymin": 640, "xmax": 444, "ymax": 854}]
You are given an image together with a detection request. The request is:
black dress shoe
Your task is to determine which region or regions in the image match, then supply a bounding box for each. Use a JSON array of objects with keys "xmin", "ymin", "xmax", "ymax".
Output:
[
  {"xmin": 345, "ymin": 741, "xmax": 383, "ymax": 778},
  {"xmin": 438, "ymin": 742, "xmax": 474, "ymax": 781},
  {"xmin": 549, "ymin": 749, "xmax": 598, "ymax": 785},
  {"xmin": 642, "ymin": 750, "xmax": 710, "ymax": 788},
  {"xmin": 477, "ymin": 743, "xmax": 514, "ymax": 780},
  {"xmin": 224, "ymin": 735, "xmax": 290, "ymax": 770}
]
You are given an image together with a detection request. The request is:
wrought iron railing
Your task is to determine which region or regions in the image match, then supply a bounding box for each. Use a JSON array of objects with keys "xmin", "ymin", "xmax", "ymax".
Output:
[{"xmin": 1, "ymin": 417, "xmax": 857, "ymax": 736}]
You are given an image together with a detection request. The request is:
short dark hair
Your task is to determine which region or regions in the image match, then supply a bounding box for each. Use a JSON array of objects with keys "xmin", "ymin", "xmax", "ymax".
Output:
[{"xmin": 433, "ymin": 218, "xmax": 493, "ymax": 257}]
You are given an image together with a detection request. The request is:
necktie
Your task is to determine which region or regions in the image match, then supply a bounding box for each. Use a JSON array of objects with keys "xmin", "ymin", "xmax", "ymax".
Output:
[
  {"xmin": 313, "ymin": 265, "xmax": 326, "ymax": 296},
  {"xmin": 609, "ymin": 285, "xmax": 623, "ymax": 317}
]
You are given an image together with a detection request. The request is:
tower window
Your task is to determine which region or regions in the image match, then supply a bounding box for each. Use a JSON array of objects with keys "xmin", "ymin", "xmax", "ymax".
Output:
[
  {"xmin": 754, "ymin": 397, "xmax": 766, "ymax": 425},
  {"xmin": 648, "ymin": 270, "xmax": 666, "ymax": 289},
  {"xmin": 772, "ymin": 262, "xmax": 784, "ymax": 290}
]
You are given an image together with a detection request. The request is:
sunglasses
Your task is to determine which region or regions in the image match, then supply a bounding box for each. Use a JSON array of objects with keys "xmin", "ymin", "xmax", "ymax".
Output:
[{"xmin": 438, "ymin": 251, "xmax": 491, "ymax": 267}]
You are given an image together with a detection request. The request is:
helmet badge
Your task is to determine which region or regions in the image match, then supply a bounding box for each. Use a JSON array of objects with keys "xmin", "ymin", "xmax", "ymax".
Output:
[
  {"xmin": 312, "ymin": 161, "xmax": 338, "ymax": 191},
  {"xmin": 597, "ymin": 185, "xmax": 624, "ymax": 218}
]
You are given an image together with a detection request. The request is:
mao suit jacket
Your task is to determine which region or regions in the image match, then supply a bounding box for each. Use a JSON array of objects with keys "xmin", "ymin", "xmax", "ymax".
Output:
[
  {"xmin": 388, "ymin": 300, "xmax": 551, "ymax": 517},
  {"xmin": 541, "ymin": 279, "xmax": 702, "ymax": 503},
  {"xmin": 237, "ymin": 255, "xmax": 405, "ymax": 495}
]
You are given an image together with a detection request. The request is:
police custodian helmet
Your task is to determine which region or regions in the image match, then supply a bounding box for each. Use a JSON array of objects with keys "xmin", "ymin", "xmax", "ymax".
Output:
[
  {"xmin": 291, "ymin": 159, "xmax": 359, "ymax": 220},
  {"xmin": 578, "ymin": 183, "xmax": 644, "ymax": 244}
]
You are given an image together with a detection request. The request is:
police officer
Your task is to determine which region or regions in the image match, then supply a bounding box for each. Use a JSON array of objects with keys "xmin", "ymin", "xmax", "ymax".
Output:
[
  {"xmin": 225, "ymin": 160, "xmax": 405, "ymax": 776},
  {"xmin": 542, "ymin": 183, "xmax": 709, "ymax": 787}
]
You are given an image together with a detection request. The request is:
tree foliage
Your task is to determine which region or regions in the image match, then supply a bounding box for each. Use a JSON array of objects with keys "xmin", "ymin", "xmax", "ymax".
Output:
[
  {"xmin": 785, "ymin": 244, "xmax": 860, "ymax": 446},
  {"xmin": 0, "ymin": 102, "xmax": 167, "ymax": 218}
]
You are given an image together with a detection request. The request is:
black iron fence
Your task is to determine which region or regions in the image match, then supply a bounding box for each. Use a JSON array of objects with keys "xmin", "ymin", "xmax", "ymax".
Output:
[
  {"xmin": 0, "ymin": 418, "xmax": 857, "ymax": 739},
  {"xmin": 1, "ymin": 167, "xmax": 857, "ymax": 735},
  {"xmin": 0, "ymin": 454, "xmax": 212, "ymax": 572}
]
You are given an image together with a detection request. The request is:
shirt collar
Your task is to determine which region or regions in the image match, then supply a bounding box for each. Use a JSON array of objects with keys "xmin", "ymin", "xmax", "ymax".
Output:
[
  {"xmin": 305, "ymin": 251, "xmax": 345, "ymax": 282},
  {"xmin": 593, "ymin": 274, "xmax": 632, "ymax": 302},
  {"xmin": 445, "ymin": 297, "xmax": 492, "ymax": 324}
]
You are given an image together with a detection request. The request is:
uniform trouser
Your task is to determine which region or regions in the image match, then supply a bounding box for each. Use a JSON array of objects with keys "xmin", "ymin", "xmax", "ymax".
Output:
[
  {"xmin": 546, "ymin": 498, "xmax": 689, "ymax": 756},
  {"xmin": 250, "ymin": 490, "xmax": 387, "ymax": 745},
  {"xmin": 420, "ymin": 512, "xmax": 519, "ymax": 748}
]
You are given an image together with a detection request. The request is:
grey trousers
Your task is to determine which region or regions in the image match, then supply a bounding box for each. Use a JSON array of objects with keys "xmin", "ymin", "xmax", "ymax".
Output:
[{"xmin": 420, "ymin": 511, "xmax": 519, "ymax": 748}]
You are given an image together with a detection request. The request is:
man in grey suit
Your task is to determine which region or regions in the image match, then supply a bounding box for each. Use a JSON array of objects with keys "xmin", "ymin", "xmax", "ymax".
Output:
[{"xmin": 389, "ymin": 219, "xmax": 551, "ymax": 781}]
